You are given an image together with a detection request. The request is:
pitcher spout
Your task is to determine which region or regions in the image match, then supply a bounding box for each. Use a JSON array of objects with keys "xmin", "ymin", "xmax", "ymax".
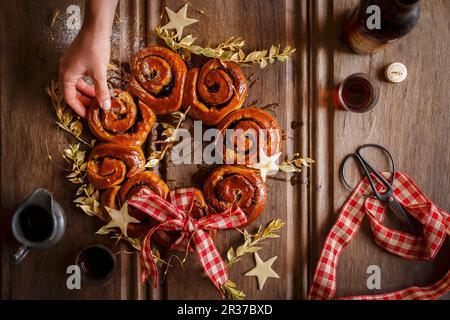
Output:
[{"xmin": 23, "ymin": 188, "xmax": 54, "ymax": 213}]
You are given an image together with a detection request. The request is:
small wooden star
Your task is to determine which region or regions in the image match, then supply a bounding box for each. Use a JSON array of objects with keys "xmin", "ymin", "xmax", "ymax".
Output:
[
  {"xmin": 249, "ymin": 148, "xmax": 281, "ymax": 182},
  {"xmin": 96, "ymin": 201, "xmax": 140, "ymax": 238},
  {"xmin": 162, "ymin": 4, "xmax": 198, "ymax": 40},
  {"xmin": 244, "ymin": 252, "xmax": 280, "ymax": 290}
]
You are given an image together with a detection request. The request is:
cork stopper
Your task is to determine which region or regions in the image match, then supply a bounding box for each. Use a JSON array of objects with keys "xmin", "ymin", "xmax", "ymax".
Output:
[{"xmin": 385, "ymin": 63, "xmax": 408, "ymax": 83}]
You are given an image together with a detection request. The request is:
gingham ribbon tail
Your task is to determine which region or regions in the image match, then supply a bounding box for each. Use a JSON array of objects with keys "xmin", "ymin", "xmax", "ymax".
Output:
[
  {"xmin": 308, "ymin": 172, "xmax": 450, "ymax": 300},
  {"xmin": 128, "ymin": 188, "xmax": 247, "ymax": 294}
]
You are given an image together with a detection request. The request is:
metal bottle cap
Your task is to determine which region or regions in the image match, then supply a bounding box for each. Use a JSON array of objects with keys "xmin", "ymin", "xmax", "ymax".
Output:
[{"xmin": 385, "ymin": 63, "xmax": 408, "ymax": 83}]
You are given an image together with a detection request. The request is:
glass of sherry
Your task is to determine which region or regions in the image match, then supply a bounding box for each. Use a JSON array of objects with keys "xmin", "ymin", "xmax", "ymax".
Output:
[
  {"xmin": 335, "ymin": 73, "xmax": 380, "ymax": 113},
  {"xmin": 76, "ymin": 244, "xmax": 116, "ymax": 283}
]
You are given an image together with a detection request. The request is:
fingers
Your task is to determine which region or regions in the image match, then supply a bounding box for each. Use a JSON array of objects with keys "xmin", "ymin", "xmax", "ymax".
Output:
[
  {"xmin": 76, "ymin": 79, "xmax": 96, "ymax": 98},
  {"xmin": 92, "ymin": 71, "xmax": 111, "ymax": 111},
  {"xmin": 76, "ymin": 91, "xmax": 93, "ymax": 106},
  {"xmin": 61, "ymin": 79, "xmax": 88, "ymax": 118}
]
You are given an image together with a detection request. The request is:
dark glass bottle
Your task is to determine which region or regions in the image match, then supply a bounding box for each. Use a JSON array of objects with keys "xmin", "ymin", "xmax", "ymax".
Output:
[{"xmin": 343, "ymin": 0, "xmax": 421, "ymax": 54}]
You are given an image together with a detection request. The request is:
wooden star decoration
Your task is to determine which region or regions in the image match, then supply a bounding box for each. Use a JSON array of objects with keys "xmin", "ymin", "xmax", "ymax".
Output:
[
  {"xmin": 244, "ymin": 252, "xmax": 280, "ymax": 290},
  {"xmin": 96, "ymin": 201, "xmax": 140, "ymax": 238},
  {"xmin": 162, "ymin": 4, "xmax": 198, "ymax": 40},
  {"xmin": 249, "ymin": 148, "xmax": 281, "ymax": 182}
]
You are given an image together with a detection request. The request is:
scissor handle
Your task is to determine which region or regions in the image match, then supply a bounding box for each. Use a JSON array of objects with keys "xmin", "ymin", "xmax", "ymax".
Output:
[
  {"xmin": 340, "ymin": 153, "xmax": 359, "ymax": 191},
  {"xmin": 340, "ymin": 144, "xmax": 396, "ymax": 196},
  {"xmin": 357, "ymin": 144, "xmax": 396, "ymax": 198}
]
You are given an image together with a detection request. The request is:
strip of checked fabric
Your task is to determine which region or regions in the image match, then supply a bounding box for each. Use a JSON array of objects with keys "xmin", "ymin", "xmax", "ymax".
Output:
[
  {"xmin": 128, "ymin": 188, "xmax": 247, "ymax": 296},
  {"xmin": 308, "ymin": 172, "xmax": 450, "ymax": 300}
]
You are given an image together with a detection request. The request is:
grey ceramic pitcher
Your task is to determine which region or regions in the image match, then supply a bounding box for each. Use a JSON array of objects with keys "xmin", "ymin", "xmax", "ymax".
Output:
[{"xmin": 11, "ymin": 188, "xmax": 66, "ymax": 264}]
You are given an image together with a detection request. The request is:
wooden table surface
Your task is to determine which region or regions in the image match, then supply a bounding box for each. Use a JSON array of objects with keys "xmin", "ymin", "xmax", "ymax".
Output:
[{"xmin": 1, "ymin": 0, "xmax": 449, "ymax": 300}]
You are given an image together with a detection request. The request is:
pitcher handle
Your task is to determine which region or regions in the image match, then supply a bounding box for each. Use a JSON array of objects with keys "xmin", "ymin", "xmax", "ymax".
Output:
[{"xmin": 11, "ymin": 245, "xmax": 30, "ymax": 264}]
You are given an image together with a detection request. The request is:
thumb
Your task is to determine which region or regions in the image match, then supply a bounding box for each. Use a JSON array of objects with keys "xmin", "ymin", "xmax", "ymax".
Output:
[{"xmin": 92, "ymin": 71, "xmax": 111, "ymax": 111}]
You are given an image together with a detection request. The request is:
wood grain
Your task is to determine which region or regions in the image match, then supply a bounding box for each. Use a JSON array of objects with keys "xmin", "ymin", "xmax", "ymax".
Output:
[
  {"xmin": 0, "ymin": 0, "xmax": 146, "ymax": 299},
  {"xmin": 310, "ymin": 0, "xmax": 450, "ymax": 299},
  {"xmin": 1, "ymin": 0, "xmax": 449, "ymax": 300},
  {"xmin": 145, "ymin": 0, "xmax": 308, "ymax": 300}
]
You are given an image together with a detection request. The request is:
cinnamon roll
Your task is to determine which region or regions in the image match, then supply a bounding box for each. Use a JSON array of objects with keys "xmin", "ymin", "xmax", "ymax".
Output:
[
  {"xmin": 129, "ymin": 46, "xmax": 187, "ymax": 115},
  {"xmin": 217, "ymin": 107, "xmax": 282, "ymax": 165},
  {"xmin": 118, "ymin": 171, "xmax": 169, "ymax": 205},
  {"xmin": 87, "ymin": 143, "xmax": 145, "ymax": 190},
  {"xmin": 203, "ymin": 165, "xmax": 267, "ymax": 225},
  {"xmin": 183, "ymin": 59, "xmax": 248, "ymax": 126},
  {"xmin": 122, "ymin": 171, "xmax": 175, "ymax": 245},
  {"xmin": 100, "ymin": 171, "xmax": 169, "ymax": 239},
  {"xmin": 88, "ymin": 91, "xmax": 155, "ymax": 146},
  {"xmin": 100, "ymin": 186, "xmax": 121, "ymax": 212},
  {"xmin": 191, "ymin": 188, "xmax": 217, "ymax": 239},
  {"xmin": 190, "ymin": 188, "xmax": 211, "ymax": 219},
  {"xmin": 99, "ymin": 186, "xmax": 153, "ymax": 238}
]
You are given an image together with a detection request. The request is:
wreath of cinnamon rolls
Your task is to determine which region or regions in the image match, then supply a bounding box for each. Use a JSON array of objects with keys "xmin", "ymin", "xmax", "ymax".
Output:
[{"xmin": 86, "ymin": 46, "xmax": 282, "ymax": 247}]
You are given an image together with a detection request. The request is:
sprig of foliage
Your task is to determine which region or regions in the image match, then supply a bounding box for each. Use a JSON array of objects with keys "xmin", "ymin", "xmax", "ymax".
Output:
[
  {"xmin": 157, "ymin": 27, "xmax": 295, "ymax": 69},
  {"xmin": 278, "ymin": 154, "xmax": 315, "ymax": 173},
  {"xmin": 50, "ymin": 9, "xmax": 60, "ymax": 28},
  {"xmin": 111, "ymin": 235, "xmax": 170, "ymax": 268},
  {"xmin": 62, "ymin": 143, "xmax": 105, "ymax": 220},
  {"xmin": 226, "ymin": 219, "xmax": 285, "ymax": 268},
  {"xmin": 151, "ymin": 246, "xmax": 170, "ymax": 267},
  {"xmin": 217, "ymin": 36, "xmax": 246, "ymax": 51},
  {"xmin": 115, "ymin": 234, "xmax": 142, "ymax": 251},
  {"xmin": 45, "ymin": 79, "xmax": 96, "ymax": 147},
  {"xmin": 146, "ymin": 107, "xmax": 190, "ymax": 168},
  {"xmin": 230, "ymin": 45, "xmax": 296, "ymax": 69},
  {"xmin": 220, "ymin": 280, "xmax": 246, "ymax": 300}
]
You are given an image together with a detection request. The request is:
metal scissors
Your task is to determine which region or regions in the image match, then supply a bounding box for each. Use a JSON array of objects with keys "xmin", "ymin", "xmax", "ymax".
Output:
[{"xmin": 340, "ymin": 144, "xmax": 416, "ymax": 232}]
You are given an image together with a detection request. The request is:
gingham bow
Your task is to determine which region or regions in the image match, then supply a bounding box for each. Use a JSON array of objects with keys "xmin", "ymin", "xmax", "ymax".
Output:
[
  {"xmin": 128, "ymin": 188, "xmax": 247, "ymax": 294},
  {"xmin": 309, "ymin": 172, "xmax": 450, "ymax": 300}
]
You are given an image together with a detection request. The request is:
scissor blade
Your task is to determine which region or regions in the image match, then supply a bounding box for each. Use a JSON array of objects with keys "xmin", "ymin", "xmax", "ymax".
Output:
[{"xmin": 388, "ymin": 199, "xmax": 417, "ymax": 233}]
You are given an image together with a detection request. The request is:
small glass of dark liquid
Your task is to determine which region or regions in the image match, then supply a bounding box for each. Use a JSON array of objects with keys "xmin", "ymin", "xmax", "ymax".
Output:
[
  {"xmin": 334, "ymin": 73, "xmax": 380, "ymax": 113},
  {"xmin": 76, "ymin": 245, "xmax": 116, "ymax": 282}
]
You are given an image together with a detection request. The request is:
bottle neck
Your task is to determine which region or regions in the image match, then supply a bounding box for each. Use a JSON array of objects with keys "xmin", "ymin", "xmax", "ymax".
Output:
[
  {"xmin": 397, "ymin": 0, "xmax": 420, "ymax": 6},
  {"xmin": 366, "ymin": 0, "xmax": 420, "ymax": 15},
  {"xmin": 395, "ymin": 0, "xmax": 420, "ymax": 13}
]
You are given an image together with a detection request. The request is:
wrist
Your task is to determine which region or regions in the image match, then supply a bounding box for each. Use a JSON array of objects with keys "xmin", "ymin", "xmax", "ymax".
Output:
[
  {"xmin": 82, "ymin": 0, "xmax": 118, "ymax": 37},
  {"xmin": 82, "ymin": 17, "xmax": 113, "ymax": 38}
]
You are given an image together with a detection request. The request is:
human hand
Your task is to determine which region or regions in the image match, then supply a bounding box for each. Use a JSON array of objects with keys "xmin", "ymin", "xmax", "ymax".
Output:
[{"xmin": 59, "ymin": 25, "xmax": 111, "ymax": 118}]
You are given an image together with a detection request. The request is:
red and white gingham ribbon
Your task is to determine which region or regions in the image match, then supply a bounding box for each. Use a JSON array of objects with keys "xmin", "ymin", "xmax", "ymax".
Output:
[
  {"xmin": 309, "ymin": 172, "xmax": 450, "ymax": 300},
  {"xmin": 128, "ymin": 188, "xmax": 247, "ymax": 295}
]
